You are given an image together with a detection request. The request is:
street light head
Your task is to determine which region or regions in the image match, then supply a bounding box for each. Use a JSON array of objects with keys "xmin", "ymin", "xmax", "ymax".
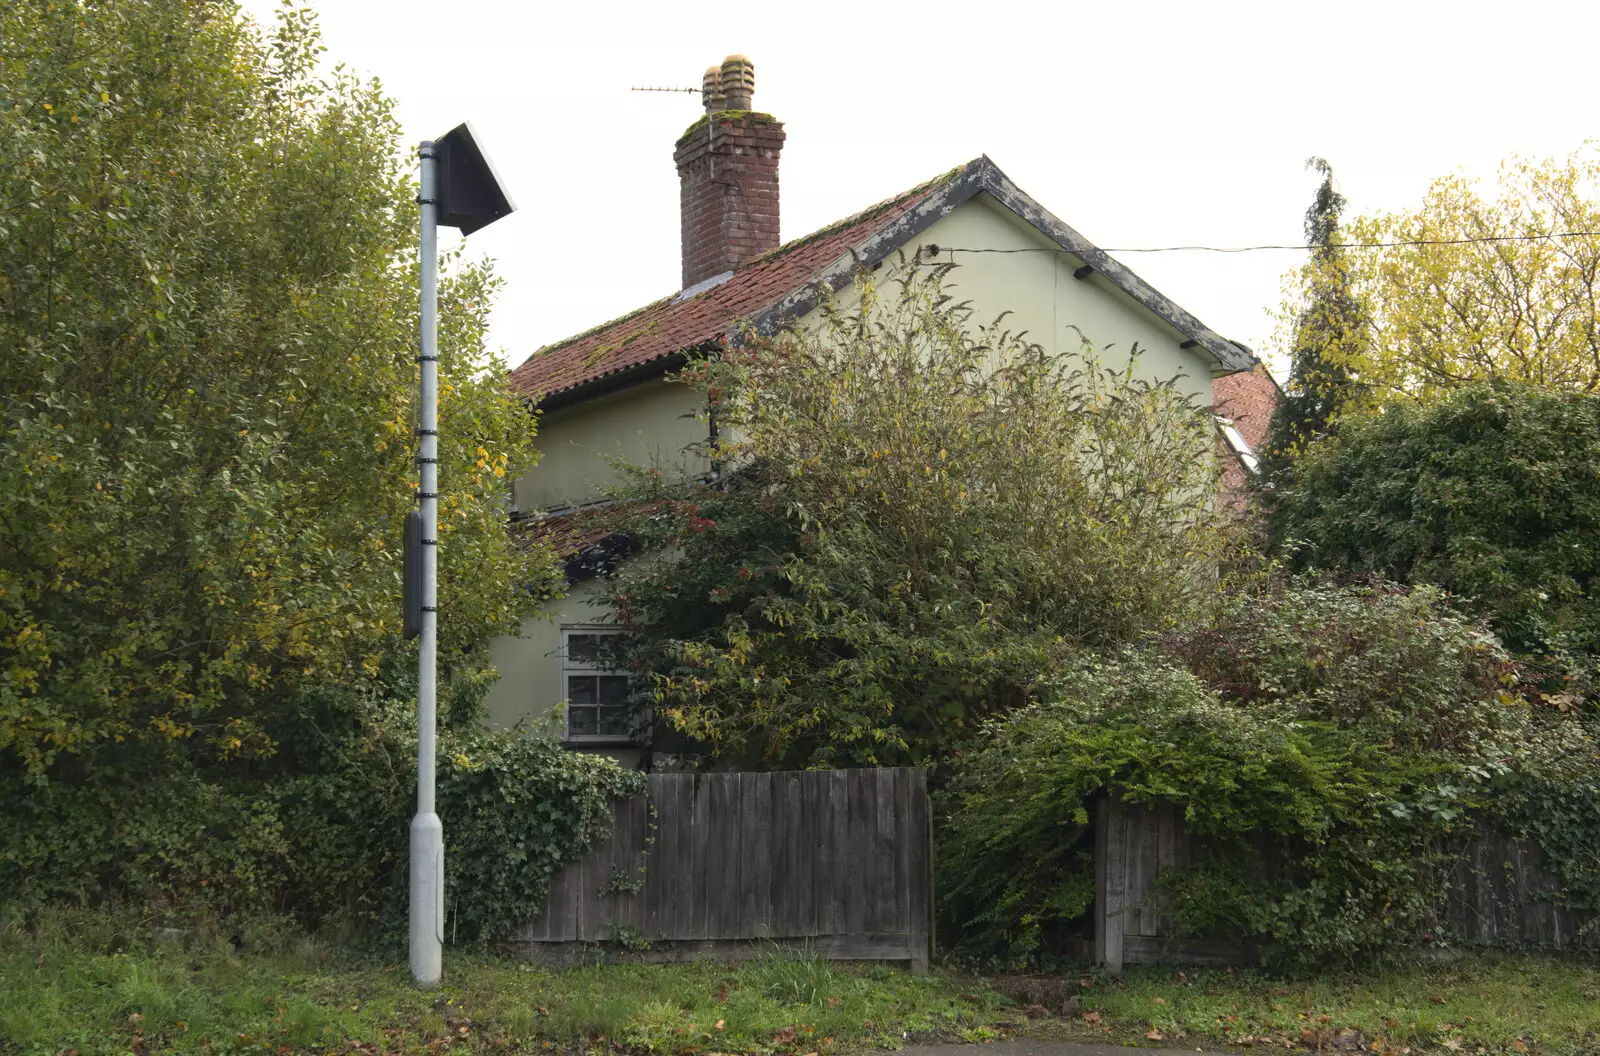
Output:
[{"xmin": 434, "ymin": 122, "xmax": 515, "ymax": 236}]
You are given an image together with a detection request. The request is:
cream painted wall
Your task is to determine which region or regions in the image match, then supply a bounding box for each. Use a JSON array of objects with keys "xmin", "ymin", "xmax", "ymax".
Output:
[
  {"xmin": 481, "ymin": 577, "xmax": 645, "ymax": 767},
  {"xmin": 822, "ymin": 193, "xmax": 1218, "ymax": 406},
  {"xmin": 492, "ymin": 192, "xmax": 1225, "ymax": 742},
  {"xmin": 511, "ymin": 376, "xmax": 709, "ymax": 514}
]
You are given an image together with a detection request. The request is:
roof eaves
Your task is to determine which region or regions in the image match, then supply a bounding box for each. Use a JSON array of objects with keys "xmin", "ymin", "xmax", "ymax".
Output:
[
  {"xmin": 747, "ymin": 158, "xmax": 989, "ymax": 335},
  {"xmin": 535, "ymin": 342, "xmax": 717, "ymax": 412},
  {"xmin": 974, "ymin": 162, "xmax": 1255, "ymax": 374}
]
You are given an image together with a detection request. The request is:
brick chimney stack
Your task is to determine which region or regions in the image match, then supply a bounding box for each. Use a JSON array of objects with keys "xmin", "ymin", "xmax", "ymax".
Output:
[{"xmin": 673, "ymin": 55, "xmax": 785, "ymax": 290}]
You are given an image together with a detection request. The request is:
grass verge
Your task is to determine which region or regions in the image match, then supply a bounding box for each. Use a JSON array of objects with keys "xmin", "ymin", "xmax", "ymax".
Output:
[{"xmin": 3, "ymin": 907, "xmax": 1597, "ymax": 1055}]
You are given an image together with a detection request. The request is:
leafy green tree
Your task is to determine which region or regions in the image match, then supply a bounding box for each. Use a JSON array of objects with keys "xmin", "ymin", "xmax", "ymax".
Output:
[
  {"xmin": 0, "ymin": 0, "xmax": 559, "ymax": 910},
  {"xmin": 1289, "ymin": 148, "xmax": 1600, "ymax": 403},
  {"xmin": 1259, "ymin": 158, "xmax": 1365, "ymax": 477},
  {"xmin": 1265, "ymin": 381, "xmax": 1600, "ymax": 679},
  {"xmin": 603, "ymin": 265, "xmax": 1238, "ymax": 769}
]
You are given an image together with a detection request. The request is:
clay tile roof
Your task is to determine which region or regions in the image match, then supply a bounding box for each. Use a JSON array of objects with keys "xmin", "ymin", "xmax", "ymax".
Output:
[
  {"xmin": 507, "ymin": 165, "xmax": 972, "ymax": 403},
  {"xmin": 1212, "ymin": 362, "xmax": 1280, "ymax": 456},
  {"xmin": 1212, "ymin": 361, "xmax": 1281, "ymax": 508},
  {"xmin": 514, "ymin": 507, "xmax": 622, "ymax": 559}
]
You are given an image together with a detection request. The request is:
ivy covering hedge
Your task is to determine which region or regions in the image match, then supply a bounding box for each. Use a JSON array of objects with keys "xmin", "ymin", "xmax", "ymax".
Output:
[{"xmin": 936, "ymin": 581, "xmax": 1600, "ymax": 967}]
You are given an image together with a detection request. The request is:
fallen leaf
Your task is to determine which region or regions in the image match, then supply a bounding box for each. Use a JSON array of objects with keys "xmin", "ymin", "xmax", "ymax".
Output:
[
  {"xmin": 1152, "ymin": 997, "xmax": 1166, "ymax": 1006},
  {"xmin": 774, "ymin": 1027, "xmax": 796, "ymax": 1045},
  {"xmin": 1146, "ymin": 1029, "xmax": 1165, "ymax": 1041},
  {"xmin": 1082, "ymin": 1011, "xmax": 1102, "ymax": 1025},
  {"xmin": 715, "ymin": 1020, "xmax": 725, "ymax": 1031},
  {"xmin": 1442, "ymin": 1041, "xmax": 1462, "ymax": 1052},
  {"xmin": 536, "ymin": 1006, "xmax": 549, "ymax": 1017},
  {"xmin": 1511, "ymin": 1042, "xmax": 1528, "ymax": 1053},
  {"xmin": 1429, "ymin": 995, "xmax": 1446, "ymax": 1005}
]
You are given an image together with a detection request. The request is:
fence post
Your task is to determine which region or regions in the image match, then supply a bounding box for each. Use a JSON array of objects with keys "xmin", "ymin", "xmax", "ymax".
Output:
[
  {"xmin": 908, "ymin": 768, "xmax": 932, "ymax": 974},
  {"xmin": 1095, "ymin": 794, "xmax": 1125, "ymax": 972}
]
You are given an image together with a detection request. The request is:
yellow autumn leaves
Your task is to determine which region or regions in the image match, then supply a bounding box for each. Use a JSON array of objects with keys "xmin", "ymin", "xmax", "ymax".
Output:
[{"xmin": 1280, "ymin": 147, "xmax": 1600, "ymax": 407}]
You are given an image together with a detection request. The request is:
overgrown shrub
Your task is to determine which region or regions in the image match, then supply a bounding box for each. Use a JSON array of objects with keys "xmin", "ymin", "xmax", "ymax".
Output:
[
  {"xmin": 1265, "ymin": 382, "xmax": 1600, "ymax": 679},
  {"xmin": 0, "ymin": 1, "xmax": 560, "ymax": 917},
  {"xmin": 937, "ymin": 580, "xmax": 1600, "ymax": 967},
  {"xmin": 604, "ymin": 264, "xmax": 1238, "ymax": 768},
  {"xmin": 439, "ymin": 732, "xmax": 646, "ymax": 942}
]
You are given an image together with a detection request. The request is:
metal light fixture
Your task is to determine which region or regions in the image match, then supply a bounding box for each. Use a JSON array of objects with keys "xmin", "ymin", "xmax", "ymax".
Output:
[{"xmin": 409, "ymin": 121, "xmax": 516, "ymax": 989}]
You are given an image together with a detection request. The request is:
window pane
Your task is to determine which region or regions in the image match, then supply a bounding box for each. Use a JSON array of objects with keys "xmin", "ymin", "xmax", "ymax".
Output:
[
  {"xmin": 598, "ymin": 675, "xmax": 630, "ymax": 707},
  {"xmin": 598, "ymin": 706, "xmax": 631, "ymax": 736},
  {"xmin": 566, "ymin": 633, "xmax": 609, "ymax": 666},
  {"xmin": 567, "ymin": 705, "xmax": 599, "ymax": 736},
  {"xmin": 567, "ymin": 675, "xmax": 597, "ymax": 706}
]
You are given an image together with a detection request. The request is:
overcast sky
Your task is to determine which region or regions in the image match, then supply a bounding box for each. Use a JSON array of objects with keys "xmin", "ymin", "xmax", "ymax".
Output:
[{"xmin": 239, "ymin": 0, "xmax": 1597, "ymax": 380}]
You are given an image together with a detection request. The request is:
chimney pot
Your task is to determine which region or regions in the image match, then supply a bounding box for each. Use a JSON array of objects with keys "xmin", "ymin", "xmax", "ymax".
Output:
[
  {"xmin": 719, "ymin": 54, "xmax": 754, "ymax": 111},
  {"xmin": 674, "ymin": 55, "xmax": 783, "ymax": 289},
  {"xmin": 701, "ymin": 66, "xmax": 725, "ymax": 113}
]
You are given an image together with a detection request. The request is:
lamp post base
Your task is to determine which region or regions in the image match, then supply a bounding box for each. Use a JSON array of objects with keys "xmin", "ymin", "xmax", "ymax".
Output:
[{"xmin": 409, "ymin": 811, "xmax": 444, "ymax": 987}]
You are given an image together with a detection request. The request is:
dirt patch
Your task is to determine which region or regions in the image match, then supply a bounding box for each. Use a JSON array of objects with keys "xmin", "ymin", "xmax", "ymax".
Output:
[{"xmin": 987, "ymin": 975, "xmax": 1083, "ymax": 1017}]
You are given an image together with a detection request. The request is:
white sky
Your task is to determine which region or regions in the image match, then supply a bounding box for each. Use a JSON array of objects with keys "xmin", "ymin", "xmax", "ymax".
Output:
[{"xmin": 240, "ymin": 0, "xmax": 1598, "ymax": 380}]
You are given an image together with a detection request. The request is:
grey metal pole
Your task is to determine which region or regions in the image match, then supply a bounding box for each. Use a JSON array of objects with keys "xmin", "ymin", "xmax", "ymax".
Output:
[{"xmin": 410, "ymin": 139, "xmax": 444, "ymax": 988}]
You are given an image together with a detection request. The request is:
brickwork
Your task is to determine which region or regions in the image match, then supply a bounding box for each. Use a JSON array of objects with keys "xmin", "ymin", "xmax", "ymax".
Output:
[
  {"xmin": 1212, "ymin": 363, "xmax": 1281, "ymax": 507},
  {"xmin": 674, "ymin": 113, "xmax": 786, "ymax": 289}
]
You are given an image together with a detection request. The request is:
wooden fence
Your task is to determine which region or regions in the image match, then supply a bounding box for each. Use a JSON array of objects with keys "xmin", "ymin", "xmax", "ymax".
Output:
[
  {"xmin": 1096, "ymin": 797, "xmax": 1594, "ymax": 969},
  {"xmin": 511, "ymin": 769, "xmax": 932, "ymax": 970}
]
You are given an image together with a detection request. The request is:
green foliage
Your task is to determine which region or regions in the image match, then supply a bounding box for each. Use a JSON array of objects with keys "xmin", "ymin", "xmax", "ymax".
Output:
[
  {"xmin": 1259, "ymin": 158, "xmax": 1366, "ymax": 477},
  {"xmin": 1286, "ymin": 147, "xmax": 1600, "ymax": 402},
  {"xmin": 439, "ymin": 733, "xmax": 645, "ymax": 943},
  {"xmin": 0, "ymin": 0, "xmax": 560, "ymax": 915},
  {"xmin": 938, "ymin": 580, "xmax": 1600, "ymax": 966},
  {"xmin": 1265, "ymin": 382, "xmax": 1600, "ymax": 670},
  {"xmin": 0, "ymin": 906, "xmax": 1006, "ymax": 1055},
  {"xmin": 605, "ymin": 263, "xmax": 1237, "ymax": 768}
]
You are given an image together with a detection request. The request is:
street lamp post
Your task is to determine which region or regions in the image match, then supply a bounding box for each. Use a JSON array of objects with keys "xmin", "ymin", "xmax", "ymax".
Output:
[{"xmin": 406, "ymin": 122, "xmax": 514, "ymax": 988}]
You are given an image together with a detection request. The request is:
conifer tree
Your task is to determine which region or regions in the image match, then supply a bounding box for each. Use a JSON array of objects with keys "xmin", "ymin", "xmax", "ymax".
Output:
[{"xmin": 1259, "ymin": 158, "xmax": 1366, "ymax": 481}]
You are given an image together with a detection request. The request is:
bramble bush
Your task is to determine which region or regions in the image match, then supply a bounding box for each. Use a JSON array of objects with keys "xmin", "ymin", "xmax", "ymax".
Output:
[
  {"xmin": 603, "ymin": 263, "xmax": 1238, "ymax": 768},
  {"xmin": 937, "ymin": 579, "xmax": 1600, "ymax": 967}
]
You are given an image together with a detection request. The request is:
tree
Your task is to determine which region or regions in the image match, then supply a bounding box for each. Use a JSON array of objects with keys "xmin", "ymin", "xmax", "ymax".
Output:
[
  {"xmin": 1305, "ymin": 148, "xmax": 1600, "ymax": 402},
  {"xmin": 1266, "ymin": 381, "xmax": 1600, "ymax": 678},
  {"xmin": 1259, "ymin": 158, "xmax": 1365, "ymax": 476},
  {"xmin": 602, "ymin": 265, "xmax": 1238, "ymax": 769},
  {"xmin": 0, "ymin": 0, "xmax": 559, "ymax": 909}
]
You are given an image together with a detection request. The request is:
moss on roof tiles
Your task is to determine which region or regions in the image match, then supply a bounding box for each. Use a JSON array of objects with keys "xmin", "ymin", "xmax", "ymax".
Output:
[
  {"xmin": 525, "ymin": 292, "xmax": 676, "ymax": 360},
  {"xmin": 515, "ymin": 161, "xmax": 969, "ymax": 379},
  {"xmin": 741, "ymin": 162, "xmax": 968, "ymax": 269}
]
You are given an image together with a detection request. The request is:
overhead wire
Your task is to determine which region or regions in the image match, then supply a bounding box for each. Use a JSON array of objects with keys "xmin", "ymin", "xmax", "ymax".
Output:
[{"xmin": 929, "ymin": 231, "xmax": 1600, "ymax": 255}]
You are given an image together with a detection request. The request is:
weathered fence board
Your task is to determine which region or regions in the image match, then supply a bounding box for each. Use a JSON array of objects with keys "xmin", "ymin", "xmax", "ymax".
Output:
[
  {"xmin": 1096, "ymin": 797, "xmax": 1593, "ymax": 969},
  {"xmin": 512, "ymin": 769, "xmax": 932, "ymax": 970}
]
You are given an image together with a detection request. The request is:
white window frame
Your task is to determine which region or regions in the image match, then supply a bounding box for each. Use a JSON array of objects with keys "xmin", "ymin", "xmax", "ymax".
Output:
[
  {"xmin": 558, "ymin": 626, "xmax": 636, "ymax": 745},
  {"xmin": 1217, "ymin": 416, "xmax": 1261, "ymax": 474}
]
